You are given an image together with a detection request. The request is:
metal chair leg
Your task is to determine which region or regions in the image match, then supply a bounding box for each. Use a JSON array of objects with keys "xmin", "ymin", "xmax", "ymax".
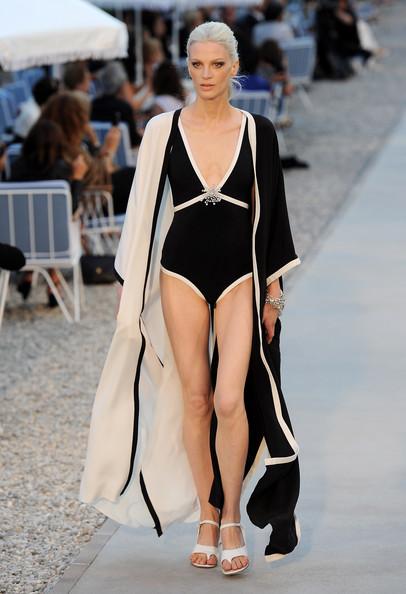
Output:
[
  {"xmin": 34, "ymin": 266, "xmax": 73, "ymax": 323},
  {"xmin": 73, "ymin": 264, "xmax": 81, "ymax": 322}
]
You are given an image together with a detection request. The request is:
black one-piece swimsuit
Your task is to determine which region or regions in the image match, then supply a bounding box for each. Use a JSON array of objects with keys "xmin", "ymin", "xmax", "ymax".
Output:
[{"xmin": 160, "ymin": 113, "xmax": 254, "ymax": 308}]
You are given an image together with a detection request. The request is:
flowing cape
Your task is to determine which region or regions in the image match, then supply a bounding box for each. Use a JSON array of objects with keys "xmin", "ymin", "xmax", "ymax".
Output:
[{"xmin": 79, "ymin": 108, "xmax": 301, "ymax": 560}]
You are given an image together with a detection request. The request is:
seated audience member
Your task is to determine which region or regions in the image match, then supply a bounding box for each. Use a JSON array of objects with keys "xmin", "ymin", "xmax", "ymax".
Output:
[
  {"xmin": 9, "ymin": 119, "xmax": 88, "ymax": 306},
  {"xmin": 239, "ymin": 48, "xmax": 271, "ymax": 91},
  {"xmin": 258, "ymin": 39, "xmax": 294, "ymax": 127},
  {"xmin": 133, "ymin": 38, "xmax": 165, "ymax": 114},
  {"xmin": 221, "ymin": 6, "xmax": 258, "ymax": 75},
  {"xmin": 63, "ymin": 62, "xmax": 104, "ymax": 152},
  {"xmin": 236, "ymin": 5, "xmax": 264, "ymax": 40},
  {"xmin": 43, "ymin": 91, "xmax": 119, "ymax": 185},
  {"xmin": 334, "ymin": 0, "xmax": 373, "ymax": 63},
  {"xmin": 13, "ymin": 76, "xmax": 59, "ymax": 142},
  {"xmin": 315, "ymin": 0, "xmax": 371, "ymax": 79},
  {"xmin": 0, "ymin": 141, "xmax": 6, "ymax": 180},
  {"xmin": 42, "ymin": 91, "xmax": 134, "ymax": 216},
  {"xmin": 253, "ymin": 1, "xmax": 295, "ymax": 47},
  {"xmin": 151, "ymin": 61, "xmax": 186, "ymax": 114},
  {"xmin": 91, "ymin": 61, "xmax": 141, "ymax": 148},
  {"xmin": 143, "ymin": 11, "xmax": 172, "ymax": 60},
  {"xmin": 63, "ymin": 61, "xmax": 92, "ymax": 95},
  {"xmin": 0, "ymin": 243, "xmax": 25, "ymax": 272},
  {"xmin": 179, "ymin": 10, "xmax": 206, "ymax": 58},
  {"xmin": 10, "ymin": 119, "xmax": 87, "ymax": 214}
]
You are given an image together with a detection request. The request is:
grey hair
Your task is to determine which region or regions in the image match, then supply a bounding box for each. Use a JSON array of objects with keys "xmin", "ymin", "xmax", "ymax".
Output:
[{"xmin": 186, "ymin": 21, "xmax": 244, "ymax": 98}]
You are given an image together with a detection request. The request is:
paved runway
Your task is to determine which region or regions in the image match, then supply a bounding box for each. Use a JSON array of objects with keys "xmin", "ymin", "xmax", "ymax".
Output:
[{"xmin": 50, "ymin": 111, "xmax": 406, "ymax": 594}]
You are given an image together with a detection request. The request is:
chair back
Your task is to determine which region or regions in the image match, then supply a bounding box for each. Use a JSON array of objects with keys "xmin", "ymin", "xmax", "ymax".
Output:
[
  {"xmin": 3, "ymin": 81, "xmax": 31, "ymax": 110},
  {"xmin": 280, "ymin": 37, "xmax": 316, "ymax": 85},
  {"xmin": 14, "ymin": 68, "xmax": 45, "ymax": 91},
  {"xmin": 0, "ymin": 90, "xmax": 14, "ymax": 136},
  {"xmin": 0, "ymin": 181, "xmax": 74, "ymax": 265},
  {"xmin": 4, "ymin": 143, "xmax": 22, "ymax": 179},
  {"xmin": 91, "ymin": 121, "xmax": 135, "ymax": 168},
  {"xmin": 230, "ymin": 90, "xmax": 275, "ymax": 121},
  {"xmin": 177, "ymin": 58, "xmax": 189, "ymax": 79}
]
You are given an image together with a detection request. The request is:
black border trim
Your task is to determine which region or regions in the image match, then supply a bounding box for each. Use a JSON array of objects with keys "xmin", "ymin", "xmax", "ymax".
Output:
[
  {"xmin": 114, "ymin": 267, "xmax": 124, "ymax": 286},
  {"xmin": 140, "ymin": 471, "xmax": 163, "ymax": 537},
  {"xmin": 119, "ymin": 110, "xmax": 181, "ymax": 506}
]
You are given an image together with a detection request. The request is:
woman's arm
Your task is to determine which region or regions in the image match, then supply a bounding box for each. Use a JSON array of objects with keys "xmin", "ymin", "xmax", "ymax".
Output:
[
  {"xmin": 262, "ymin": 278, "xmax": 282, "ymax": 343},
  {"xmin": 116, "ymin": 282, "xmax": 123, "ymax": 317}
]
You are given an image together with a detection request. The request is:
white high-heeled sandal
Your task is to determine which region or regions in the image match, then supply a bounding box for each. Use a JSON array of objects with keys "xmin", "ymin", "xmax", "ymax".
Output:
[
  {"xmin": 220, "ymin": 522, "xmax": 249, "ymax": 575},
  {"xmin": 190, "ymin": 519, "xmax": 220, "ymax": 568}
]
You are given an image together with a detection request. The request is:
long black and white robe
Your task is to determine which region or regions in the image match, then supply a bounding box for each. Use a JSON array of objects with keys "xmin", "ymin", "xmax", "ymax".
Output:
[{"xmin": 79, "ymin": 107, "xmax": 301, "ymax": 561}]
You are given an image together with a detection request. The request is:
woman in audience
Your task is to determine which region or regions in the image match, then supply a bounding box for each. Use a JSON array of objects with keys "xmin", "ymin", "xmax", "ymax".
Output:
[
  {"xmin": 41, "ymin": 92, "xmax": 134, "ymax": 215},
  {"xmin": 258, "ymin": 39, "xmax": 294, "ymax": 127},
  {"xmin": 132, "ymin": 38, "xmax": 165, "ymax": 114},
  {"xmin": 151, "ymin": 61, "xmax": 187, "ymax": 114},
  {"xmin": 11, "ymin": 119, "xmax": 87, "ymax": 213},
  {"xmin": 239, "ymin": 48, "xmax": 271, "ymax": 91},
  {"xmin": 9, "ymin": 119, "xmax": 88, "ymax": 305},
  {"xmin": 143, "ymin": 11, "xmax": 172, "ymax": 60}
]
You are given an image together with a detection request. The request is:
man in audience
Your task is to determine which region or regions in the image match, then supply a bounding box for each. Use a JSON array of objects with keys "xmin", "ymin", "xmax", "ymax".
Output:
[
  {"xmin": 91, "ymin": 61, "xmax": 141, "ymax": 148},
  {"xmin": 63, "ymin": 61, "xmax": 92, "ymax": 95},
  {"xmin": 13, "ymin": 76, "xmax": 59, "ymax": 142},
  {"xmin": 253, "ymin": 1, "xmax": 295, "ymax": 47}
]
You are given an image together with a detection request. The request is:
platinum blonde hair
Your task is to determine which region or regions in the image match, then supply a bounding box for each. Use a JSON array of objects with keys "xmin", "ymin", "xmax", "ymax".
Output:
[{"xmin": 186, "ymin": 21, "xmax": 243, "ymax": 97}]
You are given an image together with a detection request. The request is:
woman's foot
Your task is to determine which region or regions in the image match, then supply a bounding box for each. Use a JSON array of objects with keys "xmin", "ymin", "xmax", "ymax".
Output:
[
  {"xmin": 190, "ymin": 520, "xmax": 220, "ymax": 567},
  {"xmin": 47, "ymin": 289, "xmax": 58, "ymax": 308},
  {"xmin": 220, "ymin": 521, "xmax": 249, "ymax": 574}
]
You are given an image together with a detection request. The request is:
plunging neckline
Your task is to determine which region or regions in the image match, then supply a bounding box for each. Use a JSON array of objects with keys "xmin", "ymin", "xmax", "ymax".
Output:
[{"xmin": 178, "ymin": 110, "xmax": 247, "ymax": 191}]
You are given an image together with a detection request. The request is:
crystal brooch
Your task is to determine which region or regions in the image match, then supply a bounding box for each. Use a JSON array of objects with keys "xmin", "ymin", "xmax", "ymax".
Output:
[{"xmin": 201, "ymin": 187, "xmax": 222, "ymax": 206}]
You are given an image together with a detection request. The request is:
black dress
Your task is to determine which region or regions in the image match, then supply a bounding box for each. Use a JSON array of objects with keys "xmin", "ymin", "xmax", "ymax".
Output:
[{"xmin": 161, "ymin": 113, "xmax": 255, "ymax": 307}]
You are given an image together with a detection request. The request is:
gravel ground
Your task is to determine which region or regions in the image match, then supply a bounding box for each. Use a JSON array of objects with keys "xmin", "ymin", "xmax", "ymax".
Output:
[{"xmin": 1, "ymin": 2, "xmax": 406, "ymax": 592}]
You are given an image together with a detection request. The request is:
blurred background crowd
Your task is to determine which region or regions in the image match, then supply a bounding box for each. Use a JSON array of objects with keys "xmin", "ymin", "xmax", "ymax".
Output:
[{"xmin": 0, "ymin": 0, "xmax": 388, "ymax": 315}]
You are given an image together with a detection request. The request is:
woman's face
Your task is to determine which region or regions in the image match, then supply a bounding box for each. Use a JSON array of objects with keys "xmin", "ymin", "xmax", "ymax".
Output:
[{"xmin": 188, "ymin": 41, "xmax": 239, "ymax": 101}]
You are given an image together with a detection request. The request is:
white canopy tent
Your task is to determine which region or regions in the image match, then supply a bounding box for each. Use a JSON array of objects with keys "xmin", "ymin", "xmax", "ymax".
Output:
[{"xmin": 0, "ymin": 0, "xmax": 128, "ymax": 72}]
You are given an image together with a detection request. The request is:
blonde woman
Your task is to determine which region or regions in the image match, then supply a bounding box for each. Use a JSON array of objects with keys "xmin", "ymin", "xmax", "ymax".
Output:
[{"xmin": 80, "ymin": 21, "xmax": 301, "ymax": 576}]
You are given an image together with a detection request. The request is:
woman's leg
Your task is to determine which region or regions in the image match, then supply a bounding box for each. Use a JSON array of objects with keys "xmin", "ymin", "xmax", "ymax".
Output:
[
  {"xmin": 214, "ymin": 277, "xmax": 253, "ymax": 572},
  {"xmin": 160, "ymin": 271, "xmax": 219, "ymax": 566}
]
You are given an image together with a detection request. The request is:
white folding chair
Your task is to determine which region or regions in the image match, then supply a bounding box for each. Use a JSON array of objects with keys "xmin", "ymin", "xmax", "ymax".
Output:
[
  {"xmin": 4, "ymin": 143, "xmax": 22, "ymax": 179},
  {"xmin": 3, "ymin": 80, "xmax": 31, "ymax": 111},
  {"xmin": 280, "ymin": 36, "xmax": 316, "ymax": 109},
  {"xmin": 0, "ymin": 90, "xmax": 14, "ymax": 140},
  {"xmin": 80, "ymin": 189, "xmax": 123, "ymax": 255},
  {"xmin": 0, "ymin": 180, "xmax": 84, "ymax": 326},
  {"xmin": 230, "ymin": 89, "xmax": 288, "ymax": 154},
  {"xmin": 14, "ymin": 67, "xmax": 45, "ymax": 91}
]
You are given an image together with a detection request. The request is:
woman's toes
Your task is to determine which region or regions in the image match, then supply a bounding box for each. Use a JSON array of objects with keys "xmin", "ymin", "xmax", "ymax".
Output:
[
  {"xmin": 222, "ymin": 560, "xmax": 231, "ymax": 571},
  {"xmin": 208, "ymin": 554, "xmax": 217, "ymax": 565}
]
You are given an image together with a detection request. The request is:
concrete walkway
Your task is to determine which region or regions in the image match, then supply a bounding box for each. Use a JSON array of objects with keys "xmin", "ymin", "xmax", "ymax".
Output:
[{"xmin": 50, "ymin": 111, "xmax": 406, "ymax": 594}]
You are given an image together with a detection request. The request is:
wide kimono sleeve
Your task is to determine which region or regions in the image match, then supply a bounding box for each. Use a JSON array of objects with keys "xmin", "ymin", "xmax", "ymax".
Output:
[
  {"xmin": 262, "ymin": 122, "xmax": 301, "ymax": 287},
  {"xmin": 113, "ymin": 119, "xmax": 153, "ymax": 286}
]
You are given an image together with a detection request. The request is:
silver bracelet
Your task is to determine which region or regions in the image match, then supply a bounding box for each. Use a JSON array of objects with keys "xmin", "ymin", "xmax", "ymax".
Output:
[{"xmin": 265, "ymin": 289, "xmax": 285, "ymax": 315}]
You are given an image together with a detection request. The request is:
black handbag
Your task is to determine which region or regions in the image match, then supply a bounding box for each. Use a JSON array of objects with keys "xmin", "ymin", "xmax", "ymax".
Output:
[{"xmin": 80, "ymin": 254, "xmax": 116, "ymax": 285}]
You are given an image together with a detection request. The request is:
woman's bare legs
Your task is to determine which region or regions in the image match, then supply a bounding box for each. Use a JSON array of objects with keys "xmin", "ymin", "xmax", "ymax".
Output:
[
  {"xmin": 160, "ymin": 271, "xmax": 219, "ymax": 566},
  {"xmin": 214, "ymin": 277, "xmax": 253, "ymax": 572}
]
